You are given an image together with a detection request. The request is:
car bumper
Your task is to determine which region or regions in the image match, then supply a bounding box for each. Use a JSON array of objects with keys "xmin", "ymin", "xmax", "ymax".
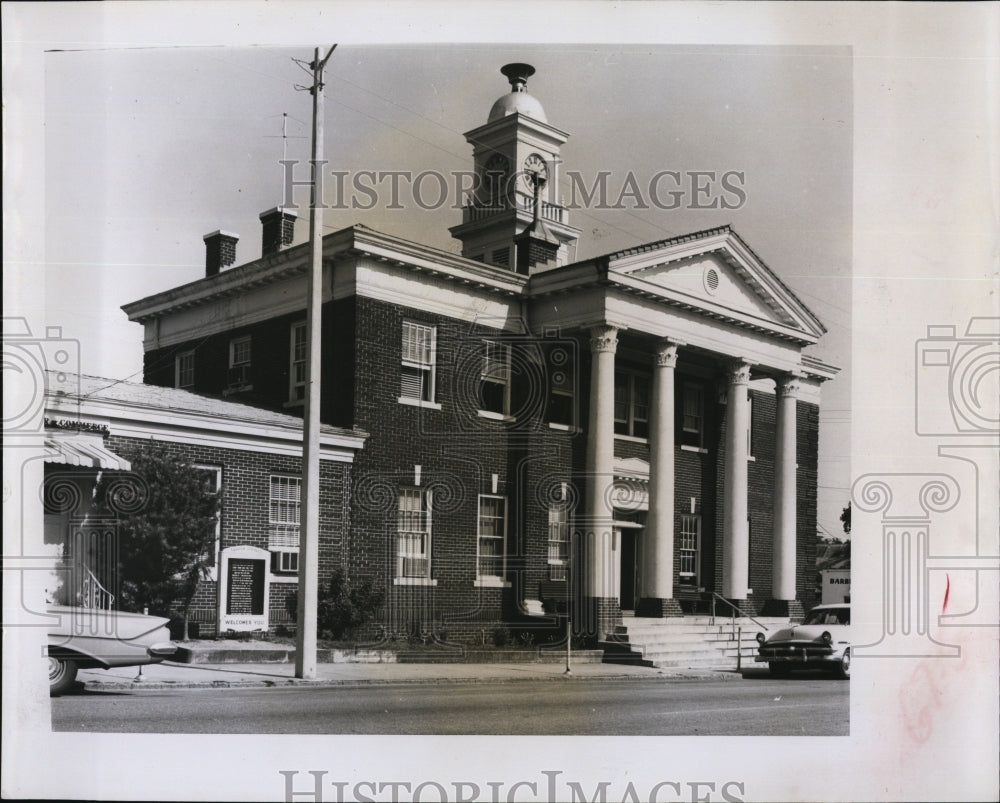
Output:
[
  {"xmin": 755, "ymin": 650, "xmax": 842, "ymax": 665},
  {"xmin": 148, "ymin": 642, "xmax": 178, "ymax": 659}
]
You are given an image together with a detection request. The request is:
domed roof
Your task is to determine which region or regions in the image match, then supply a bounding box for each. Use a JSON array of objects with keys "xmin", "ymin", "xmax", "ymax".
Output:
[
  {"xmin": 487, "ymin": 63, "xmax": 547, "ymax": 123},
  {"xmin": 488, "ymin": 91, "xmax": 547, "ymax": 123}
]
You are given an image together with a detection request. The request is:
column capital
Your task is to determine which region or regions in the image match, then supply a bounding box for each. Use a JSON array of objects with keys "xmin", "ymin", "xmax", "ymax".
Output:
[
  {"xmin": 589, "ymin": 325, "xmax": 619, "ymax": 354},
  {"xmin": 725, "ymin": 359, "xmax": 752, "ymax": 386},
  {"xmin": 652, "ymin": 339, "xmax": 680, "ymax": 368},
  {"xmin": 776, "ymin": 374, "xmax": 804, "ymax": 399}
]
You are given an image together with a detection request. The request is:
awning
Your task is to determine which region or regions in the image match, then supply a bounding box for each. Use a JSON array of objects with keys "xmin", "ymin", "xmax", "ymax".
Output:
[{"xmin": 44, "ymin": 433, "xmax": 131, "ymax": 471}]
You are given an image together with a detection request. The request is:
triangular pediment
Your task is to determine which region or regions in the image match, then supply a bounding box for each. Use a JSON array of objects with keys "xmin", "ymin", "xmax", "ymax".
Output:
[
  {"xmin": 608, "ymin": 226, "xmax": 826, "ymax": 340},
  {"xmin": 629, "ymin": 253, "xmax": 786, "ymax": 323}
]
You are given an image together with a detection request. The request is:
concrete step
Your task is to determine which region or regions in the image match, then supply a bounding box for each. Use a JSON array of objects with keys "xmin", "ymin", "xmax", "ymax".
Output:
[
  {"xmin": 602, "ymin": 615, "xmax": 789, "ymax": 670},
  {"xmin": 612, "ymin": 631, "xmax": 762, "ymax": 647},
  {"xmin": 614, "ymin": 619, "xmax": 786, "ymax": 635}
]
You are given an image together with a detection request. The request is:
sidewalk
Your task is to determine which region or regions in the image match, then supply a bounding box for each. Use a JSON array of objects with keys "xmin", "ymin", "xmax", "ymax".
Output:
[{"xmin": 77, "ymin": 660, "xmax": 744, "ymax": 690}]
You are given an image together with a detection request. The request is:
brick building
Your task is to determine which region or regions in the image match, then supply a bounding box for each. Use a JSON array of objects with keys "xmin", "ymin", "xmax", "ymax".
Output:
[
  {"xmin": 42, "ymin": 372, "xmax": 365, "ymax": 636},
  {"xmin": 122, "ymin": 63, "xmax": 837, "ymax": 640}
]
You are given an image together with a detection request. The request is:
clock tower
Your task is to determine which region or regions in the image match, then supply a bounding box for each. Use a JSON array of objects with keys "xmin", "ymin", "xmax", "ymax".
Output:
[{"xmin": 449, "ymin": 64, "xmax": 581, "ymax": 274}]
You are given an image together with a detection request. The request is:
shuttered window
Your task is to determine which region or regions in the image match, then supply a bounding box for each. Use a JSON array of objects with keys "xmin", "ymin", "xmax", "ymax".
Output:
[
  {"xmin": 614, "ymin": 371, "xmax": 650, "ymax": 438},
  {"xmin": 290, "ymin": 322, "xmax": 307, "ymax": 401},
  {"xmin": 681, "ymin": 382, "xmax": 704, "ymax": 448},
  {"xmin": 397, "ymin": 487, "xmax": 431, "ymax": 578},
  {"xmin": 547, "ymin": 504, "xmax": 569, "ymax": 580},
  {"xmin": 400, "ymin": 322, "xmax": 436, "ymax": 403},
  {"xmin": 479, "ymin": 340, "xmax": 510, "ymax": 415},
  {"xmin": 269, "ymin": 475, "xmax": 300, "ymax": 575},
  {"xmin": 477, "ymin": 495, "xmax": 507, "ymax": 580},
  {"xmin": 175, "ymin": 351, "xmax": 195, "ymax": 389},
  {"xmin": 679, "ymin": 514, "xmax": 701, "ymax": 583}
]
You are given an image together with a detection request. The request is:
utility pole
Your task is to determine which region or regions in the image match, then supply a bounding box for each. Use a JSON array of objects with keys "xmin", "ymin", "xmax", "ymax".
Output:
[{"xmin": 295, "ymin": 44, "xmax": 336, "ymax": 680}]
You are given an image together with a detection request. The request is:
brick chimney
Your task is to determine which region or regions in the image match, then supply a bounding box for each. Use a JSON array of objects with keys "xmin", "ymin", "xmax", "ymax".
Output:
[
  {"xmin": 259, "ymin": 207, "xmax": 298, "ymax": 257},
  {"xmin": 203, "ymin": 230, "xmax": 239, "ymax": 277}
]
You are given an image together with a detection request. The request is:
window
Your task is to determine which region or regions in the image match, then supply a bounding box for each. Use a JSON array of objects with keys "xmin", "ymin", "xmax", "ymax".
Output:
[
  {"xmin": 477, "ymin": 495, "xmax": 507, "ymax": 582},
  {"xmin": 614, "ymin": 371, "xmax": 650, "ymax": 438},
  {"xmin": 269, "ymin": 475, "xmax": 300, "ymax": 575},
  {"xmin": 547, "ymin": 504, "xmax": 570, "ymax": 580},
  {"xmin": 289, "ymin": 322, "xmax": 307, "ymax": 402},
  {"xmin": 679, "ymin": 514, "xmax": 701, "ymax": 584},
  {"xmin": 681, "ymin": 382, "xmax": 705, "ymax": 448},
  {"xmin": 400, "ymin": 322, "xmax": 436, "ymax": 403},
  {"xmin": 228, "ymin": 336, "xmax": 252, "ymax": 387},
  {"xmin": 274, "ymin": 551, "xmax": 299, "ymax": 574},
  {"xmin": 397, "ymin": 487, "xmax": 431, "ymax": 579},
  {"xmin": 193, "ymin": 465, "xmax": 222, "ymax": 579},
  {"xmin": 175, "ymin": 351, "xmax": 195, "ymax": 389},
  {"xmin": 546, "ymin": 345, "xmax": 575, "ymax": 427},
  {"xmin": 479, "ymin": 340, "xmax": 511, "ymax": 416}
]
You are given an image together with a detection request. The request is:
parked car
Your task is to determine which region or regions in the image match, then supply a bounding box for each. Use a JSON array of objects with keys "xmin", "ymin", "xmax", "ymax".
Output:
[
  {"xmin": 47, "ymin": 606, "xmax": 178, "ymax": 695},
  {"xmin": 754, "ymin": 603, "xmax": 851, "ymax": 678}
]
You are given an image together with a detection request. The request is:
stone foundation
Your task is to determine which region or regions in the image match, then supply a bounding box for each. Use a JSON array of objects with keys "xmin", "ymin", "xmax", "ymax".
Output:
[{"xmin": 636, "ymin": 597, "xmax": 685, "ymax": 618}]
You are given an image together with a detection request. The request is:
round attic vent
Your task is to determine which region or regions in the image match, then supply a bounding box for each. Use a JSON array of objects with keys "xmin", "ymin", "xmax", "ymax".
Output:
[{"xmin": 705, "ymin": 267, "xmax": 720, "ymax": 294}]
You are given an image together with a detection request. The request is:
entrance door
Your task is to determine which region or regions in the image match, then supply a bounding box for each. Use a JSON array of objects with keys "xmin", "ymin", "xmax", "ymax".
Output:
[{"xmin": 618, "ymin": 527, "xmax": 641, "ymax": 612}]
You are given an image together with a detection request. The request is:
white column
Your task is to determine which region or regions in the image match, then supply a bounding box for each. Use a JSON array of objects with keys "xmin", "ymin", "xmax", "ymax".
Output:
[
  {"xmin": 642, "ymin": 339, "xmax": 679, "ymax": 605},
  {"xmin": 772, "ymin": 376, "xmax": 800, "ymax": 600},
  {"xmin": 722, "ymin": 360, "xmax": 751, "ymax": 599},
  {"xmin": 584, "ymin": 325, "xmax": 618, "ymax": 601}
]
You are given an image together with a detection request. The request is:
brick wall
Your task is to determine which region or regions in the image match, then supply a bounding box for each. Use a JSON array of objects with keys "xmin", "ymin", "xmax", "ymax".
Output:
[
  {"xmin": 348, "ymin": 296, "xmax": 527, "ymax": 637},
  {"xmin": 138, "ymin": 291, "xmax": 825, "ymax": 628},
  {"xmin": 105, "ymin": 433, "xmax": 352, "ymax": 636},
  {"xmin": 796, "ymin": 399, "xmax": 821, "ymax": 611}
]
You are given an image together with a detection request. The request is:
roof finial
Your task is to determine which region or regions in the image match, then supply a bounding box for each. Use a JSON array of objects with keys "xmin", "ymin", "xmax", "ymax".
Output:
[{"xmin": 500, "ymin": 63, "xmax": 535, "ymax": 93}]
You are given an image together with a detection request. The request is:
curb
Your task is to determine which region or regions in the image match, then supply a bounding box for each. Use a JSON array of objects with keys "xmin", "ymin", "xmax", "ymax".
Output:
[{"xmin": 76, "ymin": 668, "xmax": 744, "ymax": 692}]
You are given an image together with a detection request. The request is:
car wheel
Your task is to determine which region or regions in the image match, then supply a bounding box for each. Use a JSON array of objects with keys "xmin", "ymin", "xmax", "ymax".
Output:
[
  {"xmin": 768, "ymin": 662, "xmax": 791, "ymax": 677},
  {"xmin": 49, "ymin": 656, "xmax": 78, "ymax": 696},
  {"xmin": 836, "ymin": 649, "xmax": 851, "ymax": 679}
]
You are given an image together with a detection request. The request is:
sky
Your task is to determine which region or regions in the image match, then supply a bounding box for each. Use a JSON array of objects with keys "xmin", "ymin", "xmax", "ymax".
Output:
[{"xmin": 43, "ymin": 43, "xmax": 853, "ymax": 539}]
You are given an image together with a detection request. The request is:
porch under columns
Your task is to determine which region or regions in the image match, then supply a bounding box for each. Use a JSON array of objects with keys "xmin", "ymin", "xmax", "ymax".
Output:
[{"xmin": 637, "ymin": 339, "xmax": 684, "ymax": 618}]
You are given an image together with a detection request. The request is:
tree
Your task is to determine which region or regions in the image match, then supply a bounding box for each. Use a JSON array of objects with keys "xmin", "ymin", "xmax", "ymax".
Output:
[
  {"xmin": 98, "ymin": 442, "xmax": 221, "ymax": 639},
  {"xmin": 840, "ymin": 503, "xmax": 851, "ymax": 536}
]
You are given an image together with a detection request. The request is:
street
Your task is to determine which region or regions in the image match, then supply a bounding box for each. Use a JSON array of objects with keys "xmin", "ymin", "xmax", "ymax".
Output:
[{"xmin": 52, "ymin": 673, "xmax": 848, "ymax": 735}]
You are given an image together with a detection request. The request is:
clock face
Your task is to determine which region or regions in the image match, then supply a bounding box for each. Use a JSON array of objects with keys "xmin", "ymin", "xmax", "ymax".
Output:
[{"xmin": 522, "ymin": 153, "xmax": 548, "ymax": 188}]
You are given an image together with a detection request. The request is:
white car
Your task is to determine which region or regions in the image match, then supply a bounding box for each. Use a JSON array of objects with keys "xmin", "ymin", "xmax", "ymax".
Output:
[
  {"xmin": 754, "ymin": 603, "xmax": 851, "ymax": 678},
  {"xmin": 47, "ymin": 606, "xmax": 178, "ymax": 695}
]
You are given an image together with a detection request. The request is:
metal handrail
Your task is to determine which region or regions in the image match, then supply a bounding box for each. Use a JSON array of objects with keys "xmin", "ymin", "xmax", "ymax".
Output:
[
  {"xmin": 709, "ymin": 591, "xmax": 768, "ymax": 633},
  {"xmin": 81, "ymin": 567, "xmax": 115, "ymax": 611}
]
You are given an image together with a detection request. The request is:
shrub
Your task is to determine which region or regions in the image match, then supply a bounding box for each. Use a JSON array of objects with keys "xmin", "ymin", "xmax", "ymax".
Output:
[
  {"xmin": 491, "ymin": 626, "xmax": 511, "ymax": 647},
  {"xmin": 285, "ymin": 567, "xmax": 385, "ymax": 641}
]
